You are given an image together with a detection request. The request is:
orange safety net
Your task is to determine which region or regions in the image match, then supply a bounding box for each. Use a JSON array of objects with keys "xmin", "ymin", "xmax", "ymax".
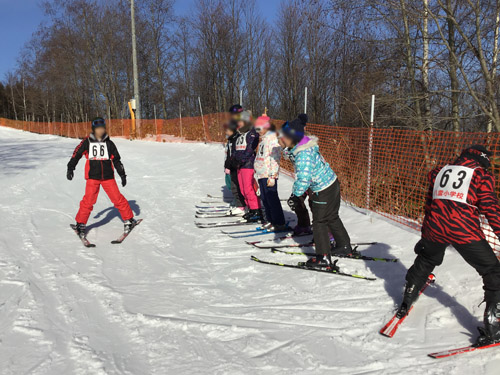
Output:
[{"xmin": 1, "ymin": 115, "xmax": 500, "ymax": 254}]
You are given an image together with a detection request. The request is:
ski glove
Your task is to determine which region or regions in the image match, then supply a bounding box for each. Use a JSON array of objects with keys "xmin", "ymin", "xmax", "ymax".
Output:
[
  {"xmin": 287, "ymin": 194, "xmax": 301, "ymax": 211},
  {"xmin": 121, "ymin": 175, "xmax": 127, "ymax": 187},
  {"xmin": 67, "ymin": 169, "xmax": 74, "ymax": 181}
]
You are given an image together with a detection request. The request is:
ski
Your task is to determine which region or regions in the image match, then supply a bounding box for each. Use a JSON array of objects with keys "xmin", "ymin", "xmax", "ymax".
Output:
[
  {"xmin": 245, "ymin": 233, "xmax": 309, "ymax": 245},
  {"xmin": 252, "ymin": 240, "xmax": 378, "ymax": 249},
  {"xmin": 428, "ymin": 342, "xmax": 500, "ymax": 359},
  {"xmin": 270, "ymin": 248, "xmax": 397, "ymax": 262},
  {"xmin": 195, "ymin": 204, "xmax": 229, "ymax": 209},
  {"xmin": 200, "ymin": 199, "xmax": 227, "ymax": 204},
  {"xmin": 250, "ymin": 256, "xmax": 376, "ymax": 281},
  {"xmin": 221, "ymin": 227, "xmax": 268, "ymax": 235},
  {"xmin": 229, "ymin": 229, "xmax": 293, "ymax": 239},
  {"xmin": 207, "ymin": 194, "xmax": 233, "ymax": 200},
  {"xmin": 196, "ymin": 208, "xmax": 231, "ymax": 214},
  {"xmin": 195, "ymin": 220, "xmax": 255, "ymax": 229},
  {"xmin": 111, "ymin": 219, "xmax": 143, "ymax": 244},
  {"xmin": 195, "ymin": 212, "xmax": 239, "ymax": 219},
  {"xmin": 70, "ymin": 224, "xmax": 96, "ymax": 248},
  {"xmin": 379, "ymin": 274, "xmax": 436, "ymax": 337}
]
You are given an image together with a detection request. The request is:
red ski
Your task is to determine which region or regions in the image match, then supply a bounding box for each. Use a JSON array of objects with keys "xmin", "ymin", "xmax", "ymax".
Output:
[
  {"xmin": 428, "ymin": 341, "xmax": 500, "ymax": 359},
  {"xmin": 380, "ymin": 274, "xmax": 435, "ymax": 338},
  {"xmin": 111, "ymin": 219, "xmax": 143, "ymax": 244}
]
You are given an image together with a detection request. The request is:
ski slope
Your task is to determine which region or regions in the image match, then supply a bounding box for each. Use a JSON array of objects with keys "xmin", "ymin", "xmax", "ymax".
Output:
[{"xmin": 0, "ymin": 126, "xmax": 499, "ymax": 374}]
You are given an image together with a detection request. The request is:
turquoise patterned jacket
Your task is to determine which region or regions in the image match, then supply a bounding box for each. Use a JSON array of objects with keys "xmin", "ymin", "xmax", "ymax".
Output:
[{"xmin": 289, "ymin": 136, "xmax": 337, "ymax": 196}]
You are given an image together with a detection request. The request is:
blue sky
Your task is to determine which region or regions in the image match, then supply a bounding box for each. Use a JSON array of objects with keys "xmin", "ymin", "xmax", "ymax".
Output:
[{"xmin": 0, "ymin": 0, "xmax": 280, "ymax": 80}]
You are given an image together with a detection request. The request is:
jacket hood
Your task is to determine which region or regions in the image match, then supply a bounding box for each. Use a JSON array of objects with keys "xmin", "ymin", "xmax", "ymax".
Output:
[
  {"xmin": 458, "ymin": 146, "xmax": 492, "ymax": 169},
  {"xmin": 89, "ymin": 132, "xmax": 109, "ymax": 142},
  {"xmin": 292, "ymin": 136, "xmax": 318, "ymax": 155},
  {"xmin": 239, "ymin": 123, "xmax": 253, "ymax": 133},
  {"xmin": 453, "ymin": 154, "xmax": 488, "ymax": 170}
]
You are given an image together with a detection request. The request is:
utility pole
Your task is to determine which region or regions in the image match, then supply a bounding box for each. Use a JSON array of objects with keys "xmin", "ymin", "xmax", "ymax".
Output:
[{"xmin": 130, "ymin": 0, "xmax": 141, "ymax": 120}]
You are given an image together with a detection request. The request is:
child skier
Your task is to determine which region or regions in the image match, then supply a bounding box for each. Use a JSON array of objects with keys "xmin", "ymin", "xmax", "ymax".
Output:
[
  {"xmin": 396, "ymin": 145, "xmax": 500, "ymax": 346},
  {"xmin": 281, "ymin": 133, "xmax": 312, "ymax": 236},
  {"xmin": 233, "ymin": 110, "xmax": 262, "ymax": 222},
  {"xmin": 67, "ymin": 117, "xmax": 137, "ymax": 237},
  {"xmin": 224, "ymin": 119, "xmax": 245, "ymax": 216},
  {"xmin": 280, "ymin": 114, "xmax": 355, "ymax": 269},
  {"xmin": 253, "ymin": 115, "xmax": 286, "ymax": 231}
]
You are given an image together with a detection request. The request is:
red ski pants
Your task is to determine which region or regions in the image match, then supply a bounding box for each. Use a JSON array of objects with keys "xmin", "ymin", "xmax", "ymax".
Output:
[{"xmin": 75, "ymin": 179, "xmax": 133, "ymax": 224}]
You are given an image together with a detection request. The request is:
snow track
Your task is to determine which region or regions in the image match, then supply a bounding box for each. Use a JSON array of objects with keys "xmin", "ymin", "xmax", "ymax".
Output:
[{"xmin": 0, "ymin": 126, "xmax": 499, "ymax": 374}]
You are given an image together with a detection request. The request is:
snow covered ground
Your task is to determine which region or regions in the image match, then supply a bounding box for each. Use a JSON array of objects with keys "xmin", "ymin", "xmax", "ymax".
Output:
[{"xmin": 0, "ymin": 126, "xmax": 499, "ymax": 374}]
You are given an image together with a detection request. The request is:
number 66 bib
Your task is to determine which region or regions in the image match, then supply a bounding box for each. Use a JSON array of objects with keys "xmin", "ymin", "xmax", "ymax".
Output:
[
  {"xmin": 89, "ymin": 142, "xmax": 109, "ymax": 161},
  {"xmin": 433, "ymin": 165, "xmax": 475, "ymax": 204}
]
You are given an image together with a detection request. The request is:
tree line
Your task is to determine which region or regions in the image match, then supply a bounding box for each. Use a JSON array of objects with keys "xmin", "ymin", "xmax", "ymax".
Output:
[{"xmin": 1, "ymin": 0, "xmax": 500, "ymax": 132}]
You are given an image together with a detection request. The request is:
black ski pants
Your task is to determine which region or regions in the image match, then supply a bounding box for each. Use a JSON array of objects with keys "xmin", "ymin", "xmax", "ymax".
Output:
[
  {"xmin": 295, "ymin": 191, "xmax": 312, "ymax": 228},
  {"xmin": 311, "ymin": 179, "xmax": 351, "ymax": 255},
  {"xmin": 406, "ymin": 238, "xmax": 500, "ymax": 302},
  {"xmin": 230, "ymin": 170, "xmax": 245, "ymax": 208}
]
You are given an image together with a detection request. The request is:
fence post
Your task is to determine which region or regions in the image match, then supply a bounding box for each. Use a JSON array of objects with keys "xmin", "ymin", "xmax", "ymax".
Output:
[
  {"xmin": 198, "ymin": 96, "xmax": 208, "ymax": 143},
  {"xmin": 179, "ymin": 102, "xmax": 183, "ymax": 139},
  {"xmin": 304, "ymin": 87, "xmax": 308, "ymax": 114},
  {"xmin": 154, "ymin": 105, "xmax": 160, "ymax": 142},
  {"xmin": 366, "ymin": 94, "xmax": 375, "ymax": 210}
]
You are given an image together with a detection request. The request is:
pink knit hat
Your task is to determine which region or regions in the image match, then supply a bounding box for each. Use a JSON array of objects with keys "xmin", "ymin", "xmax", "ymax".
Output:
[{"xmin": 255, "ymin": 114, "xmax": 271, "ymax": 129}]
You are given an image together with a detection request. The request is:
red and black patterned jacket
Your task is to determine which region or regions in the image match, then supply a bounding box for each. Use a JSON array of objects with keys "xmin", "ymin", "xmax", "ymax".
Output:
[
  {"xmin": 67, "ymin": 133, "xmax": 125, "ymax": 180},
  {"xmin": 422, "ymin": 156, "xmax": 500, "ymax": 244}
]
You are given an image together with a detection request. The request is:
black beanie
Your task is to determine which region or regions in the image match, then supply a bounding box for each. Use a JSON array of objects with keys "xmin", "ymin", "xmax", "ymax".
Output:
[
  {"xmin": 460, "ymin": 145, "xmax": 492, "ymax": 168},
  {"xmin": 281, "ymin": 114, "xmax": 308, "ymax": 143},
  {"xmin": 228, "ymin": 104, "xmax": 243, "ymax": 114}
]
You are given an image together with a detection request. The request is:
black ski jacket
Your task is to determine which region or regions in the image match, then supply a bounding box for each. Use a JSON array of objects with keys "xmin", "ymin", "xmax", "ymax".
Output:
[{"xmin": 67, "ymin": 133, "xmax": 126, "ymax": 180}]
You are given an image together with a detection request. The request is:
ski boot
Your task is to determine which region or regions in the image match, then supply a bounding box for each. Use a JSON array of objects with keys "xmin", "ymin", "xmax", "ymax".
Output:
[
  {"xmin": 227, "ymin": 207, "xmax": 245, "ymax": 216},
  {"xmin": 304, "ymin": 255, "xmax": 340, "ymax": 272},
  {"xmin": 244, "ymin": 209, "xmax": 263, "ymax": 223},
  {"xmin": 475, "ymin": 301, "xmax": 500, "ymax": 347},
  {"xmin": 259, "ymin": 222, "xmax": 273, "ymax": 231},
  {"xmin": 293, "ymin": 225, "xmax": 313, "ymax": 236},
  {"xmin": 269, "ymin": 224, "xmax": 289, "ymax": 232},
  {"xmin": 331, "ymin": 244, "xmax": 360, "ymax": 257},
  {"xmin": 124, "ymin": 218, "xmax": 138, "ymax": 233},
  {"xmin": 75, "ymin": 223, "xmax": 86, "ymax": 238},
  {"xmin": 242, "ymin": 210, "xmax": 252, "ymax": 221},
  {"xmin": 396, "ymin": 282, "xmax": 421, "ymax": 319}
]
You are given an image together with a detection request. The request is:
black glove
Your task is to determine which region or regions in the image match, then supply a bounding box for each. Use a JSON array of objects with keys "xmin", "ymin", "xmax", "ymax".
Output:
[
  {"xmin": 414, "ymin": 239, "xmax": 425, "ymax": 255},
  {"xmin": 67, "ymin": 169, "xmax": 74, "ymax": 181},
  {"xmin": 121, "ymin": 174, "xmax": 127, "ymax": 187},
  {"xmin": 287, "ymin": 194, "xmax": 302, "ymax": 211}
]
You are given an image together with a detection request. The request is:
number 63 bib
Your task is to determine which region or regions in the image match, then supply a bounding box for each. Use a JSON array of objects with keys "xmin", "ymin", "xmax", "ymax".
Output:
[
  {"xmin": 89, "ymin": 142, "xmax": 109, "ymax": 161},
  {"xmin": 433, "ymin": 165, "xmax": 476, "ymax": 204}
]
